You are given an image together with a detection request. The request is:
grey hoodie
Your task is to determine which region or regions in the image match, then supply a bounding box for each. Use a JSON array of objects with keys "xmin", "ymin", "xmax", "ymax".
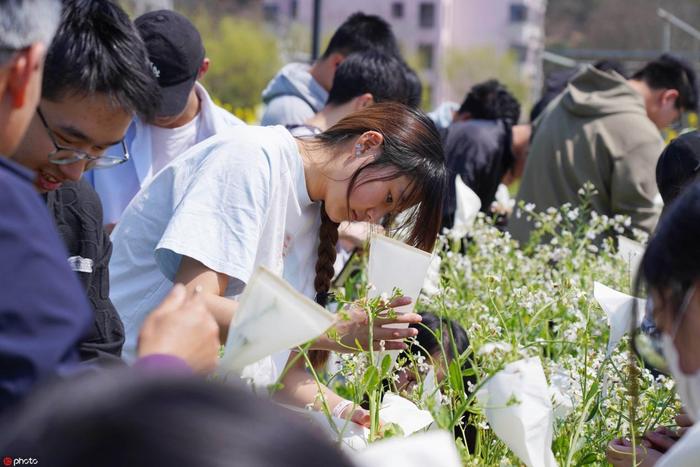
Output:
[
  {"xmin": 509, "ymin": 66, "xmax": 664, "ymax": 243},
  {"xmin": 260, "ymin": 63, "xmax": 328, "ymax": 126}
]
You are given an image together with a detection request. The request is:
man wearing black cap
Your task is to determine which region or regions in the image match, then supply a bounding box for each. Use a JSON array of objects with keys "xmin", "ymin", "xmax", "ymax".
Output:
[{"xmin": 90, "ymin": 9, "xmax": 243, "ymax": 229}]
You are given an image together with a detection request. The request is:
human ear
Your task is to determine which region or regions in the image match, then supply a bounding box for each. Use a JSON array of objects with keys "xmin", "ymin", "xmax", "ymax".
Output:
[
  {"xmin": 7, "ymin": 43, "xmax": 45, "ymax": 109},
  {"xmin": 198, "ymin": 58, "xmax": 211, "ymax": 80},
  {"xmin": 355, "ymin": 131, "xmax": 384, "ymax": 156},
  {"xmin": 355, "ymin": 93, "xmax": 374, "ymax": 110},
  {"xmin": 662, "ymin": 89, "xmax": 679, "ymax": 108}
]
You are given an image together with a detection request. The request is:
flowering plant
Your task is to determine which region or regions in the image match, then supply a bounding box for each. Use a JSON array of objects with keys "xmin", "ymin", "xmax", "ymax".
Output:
[{"xmin": 296, "ymin": 185, "xmax": 677, "ymax": 466}]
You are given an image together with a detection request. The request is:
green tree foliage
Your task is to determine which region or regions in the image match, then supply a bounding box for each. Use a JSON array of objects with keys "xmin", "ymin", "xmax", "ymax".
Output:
[
  {"xmin": 195, "ymin": 13, "xmax": 281, "ymax": 111},
  {"xmin": 444, "ymin": 46, "xmax": 530, "ymax": 109}
]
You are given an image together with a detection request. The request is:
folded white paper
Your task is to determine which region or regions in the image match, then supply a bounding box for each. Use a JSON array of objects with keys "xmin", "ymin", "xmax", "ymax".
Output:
[
  {"xmin": 476, "ymin": 357, "xmax": 558, "ymax": 467},
  {"xmin": 351, "ymin": 430, "xmax": 462, "ymax": 467},
  {"xmin": 593, "ymin": 282, "xmax": 646, "ymax": 355},
  {"xmin": 422, "ymin": 254, "xmax": 442, "ymax": 298},
  {"xmin": 367, "ymin": 235, "xmax": 433, "ymax": 365},
  {"xmin": 449, "ymin": 175, "xmax": 481, "ymax": 240},
  {"xmin": 616, "ymin": 236, "xmax": 645, "ymax": 290},
  {"xmin": 218, "ymin": 267, "xmax": 336, "ymax": 375},
  {"xmin": 380, "ymin": 392, "xmax": 434, "ymax": 435}
]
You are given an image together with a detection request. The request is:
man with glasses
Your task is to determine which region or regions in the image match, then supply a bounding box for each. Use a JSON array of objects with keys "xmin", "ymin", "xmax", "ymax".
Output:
[
  {"xmin": 9, "ymin": 0, "xmax": 159, "ymax": 362},
  {"xmin": 509, "ymin": 54, "xmax": 698, "ymax": 243}
]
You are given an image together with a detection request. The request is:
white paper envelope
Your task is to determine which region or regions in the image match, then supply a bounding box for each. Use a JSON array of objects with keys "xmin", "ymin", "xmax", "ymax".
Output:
[
  {"xmin": 476, "ymin": 357, "xmax": 558, "ymax": 467},
  {"xmin": 351, "ymin": 430, "xmax": 462, "ymax": 467},
  {"xmin": 616, "ymin": 236, "xmax": 645, "ymax": 290},
  {"xmin": 380, "ymin": 392, "xmax": 434, "ymax": 435},
  {"xmin": 367, "ymin": 235, "xmax": 432, "ymax": 364},
  {"xmin": 593, "ymin": 282, "xmax": 646, "ymax": 355},
  {"xmin": 450, "ymin": 175, "xmax": 481, "ymax": 239},
  {"xmin": 218, "ymin": 267, "xmax": 336, "ymax": 375}
]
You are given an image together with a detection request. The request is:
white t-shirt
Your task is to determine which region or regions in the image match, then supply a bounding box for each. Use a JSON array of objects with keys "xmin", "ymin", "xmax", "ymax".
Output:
[
  {"xmin": 149, "ymin": 111, "xmax": 202, "ymax": 174},
  {"xmin": 109, "ymin": 125, "xmax": 320, "ymax": 359}
]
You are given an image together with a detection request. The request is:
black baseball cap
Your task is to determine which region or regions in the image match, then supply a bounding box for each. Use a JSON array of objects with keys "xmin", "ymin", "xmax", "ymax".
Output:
[
  {"xmin": 135, "ymin": 10, "xmax": 205, "ymax": 117},
  {"xmin": 656, "ymin": 130, "xmax": 700, "ymax": 205}
]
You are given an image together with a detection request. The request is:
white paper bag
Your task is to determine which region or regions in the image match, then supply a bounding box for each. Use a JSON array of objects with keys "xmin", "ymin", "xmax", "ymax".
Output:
[
  {"xmin": 380, "ymin": 392, "xmax": 434, "ymax": 435},
  {"xmin": 351, "ymin": 430, "xmax": 462, "ymax": 467},
  {"xmin": 594, "ymin": 282, "xmax": 646, "ymax": 355},
  {"xmin": 218, "ymin": 267, "xmax": 335, "ymax": 376},
  {"xmin": 476, "ymin": 357, "xmax": 558, "ymax": 467},
  {"xmin": 449, "ymin": 175, "xmax": 481, "ymax": 239},
  {"xmin": 367, "ymin": 235, "xmax": 432, "ymax": 364}
]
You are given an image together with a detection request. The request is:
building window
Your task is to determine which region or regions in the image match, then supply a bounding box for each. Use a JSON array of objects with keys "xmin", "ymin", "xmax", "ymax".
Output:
[
  {"xmin": 263, "ymin": 4, "xmax": 279, "ymax": 22},
  {"xmin": 417, "ymin": 43, "xmax": 434, "ymax": 70},
  {"xmin": 391, "ymin": 2, "xmax": 404, "ymax": 18},
  {"xmin": 510, "ymin": 3, "xmax": 528, "ymax": 23},
  {"xmin": 290, "ymin": 0, "xmax": 298, "ymax": 19},
  {"xmin": 419, "ymin": 2, "xmax": 435, "ymax": 28}
]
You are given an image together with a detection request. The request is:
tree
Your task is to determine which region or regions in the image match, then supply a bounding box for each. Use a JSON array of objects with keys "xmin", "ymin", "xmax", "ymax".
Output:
[
  {"xmin": 443, "ymin": 46, "xmax": 530, "ymax": 109},
  {"xmin": 195, "ymin": 13, "xmax": 281, "ymax": 112}
]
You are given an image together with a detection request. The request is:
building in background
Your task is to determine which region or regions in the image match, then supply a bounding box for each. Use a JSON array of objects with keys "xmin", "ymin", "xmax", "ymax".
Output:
[{"xmin": 262, "ymin": 0, "xmax": 546, "ymax": 109}]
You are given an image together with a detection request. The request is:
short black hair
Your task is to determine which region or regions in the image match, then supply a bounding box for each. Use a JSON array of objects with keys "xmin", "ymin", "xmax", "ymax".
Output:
[
  {"xmin": 321, "ymin": 12, "xmax": 400, "ymax": 60},
  {"xmin": 0, "ymin": 371, "xmax": 354, "ymax": 467},
  {"xmin": 326, "ymin": 51, "xmax": 410, "ymax": 107},
  {"xmin": 457, "ymin": 79, "xmax": 521, "ymax": 123},
  {"xmin": 632, "ymin": 54, "xmax": 699, "ymax": 112},
  {"xmin": 42, "ymin": 0, "xmax": 160, "ymax": 120},
  {"xmin": 656, "ymin": 131, "xmax": 700, "ymax": 204}
]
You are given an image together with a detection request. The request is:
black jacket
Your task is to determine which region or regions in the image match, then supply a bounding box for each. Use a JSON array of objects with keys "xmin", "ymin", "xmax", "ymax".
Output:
[
  {"xmin": 45, "ymin": 179, "xmax": 125, "ymax": 363},
  {"xmin": 441, "ymin": 119, "xmax": 514, "ymax": 229}
]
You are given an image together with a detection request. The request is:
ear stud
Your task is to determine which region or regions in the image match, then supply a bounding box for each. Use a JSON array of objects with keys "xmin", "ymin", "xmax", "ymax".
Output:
[{"xmin": 354, "ymin": 144, "xmax": 362, "ymax": 157}]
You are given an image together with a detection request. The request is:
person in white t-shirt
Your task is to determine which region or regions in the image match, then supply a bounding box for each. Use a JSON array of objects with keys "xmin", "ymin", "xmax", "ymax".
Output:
[
  {"xmin": 88, "ymin": 10, "xmax": 244, "ymax": 230},
  {"xmin": 110, "ymin": 102, "xmax": 446, "ymax": 426}
]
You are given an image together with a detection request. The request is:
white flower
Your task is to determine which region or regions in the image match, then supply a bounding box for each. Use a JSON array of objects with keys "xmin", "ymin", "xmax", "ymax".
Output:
[{"xmin": 477, "ymin": 342, "xmax": 512, "ymax": 355}]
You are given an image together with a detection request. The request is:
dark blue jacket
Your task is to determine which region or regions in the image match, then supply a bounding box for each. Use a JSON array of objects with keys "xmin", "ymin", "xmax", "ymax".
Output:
[{"xmin": 0, "ymin": 157, "xmax": 91, "ymax": 413}]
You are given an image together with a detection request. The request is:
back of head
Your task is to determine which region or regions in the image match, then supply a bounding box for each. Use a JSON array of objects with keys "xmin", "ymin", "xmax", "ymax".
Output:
[
  {"xmin": 318, "ymin": 102, "xmax": 446, "ymax": 252},
  {"xmin": 321, "ymin": 11, "xmax": 400, "ymax": 59},
  {"xmin": 457, "ymin": 79, "xmax": 521, "ymax": 123},
  {"xmin": 326, "ymin": 51, "xmax": 411, "ymax": 107},
  {"xmin": 0, "ymin": 371, "xmax": 352, "ymax": 467},
  {"xmin": 0, "ymin": 0, "xmax": 62, "ymax": 67},
  {"xmin": 641, "ymin": 182, "xmax": 700, "ymax": 311},
  {"xmin": 632, "ymin": 54, "xmax": 699, "ymax": 112},
  {"xmin": 656, "ymin": 131, "xmax": 700, "ymax": 204},
  {"xmin": 42, "ymin": 0, "xmax": 160, "ymax": 121}
]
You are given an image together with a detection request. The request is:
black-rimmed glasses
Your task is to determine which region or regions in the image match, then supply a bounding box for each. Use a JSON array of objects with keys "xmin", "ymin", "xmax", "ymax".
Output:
[{"xmin": 36, "ymin": 107, "xmax": 129, "ymax": 170}]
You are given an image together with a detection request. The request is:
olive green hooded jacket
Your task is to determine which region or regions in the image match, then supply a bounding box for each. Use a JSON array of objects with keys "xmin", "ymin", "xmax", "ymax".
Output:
[{"xmin": 509, "ymin": 66, "xmax": 664, "ymax": 244}]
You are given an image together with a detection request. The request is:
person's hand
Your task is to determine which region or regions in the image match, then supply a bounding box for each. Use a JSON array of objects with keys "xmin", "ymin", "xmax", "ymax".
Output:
[
  {"xmin": 606, "ymin": 438, "xmax": 663, "ymax": 467},
  {"xmin": 338, "ymin": 405, "xmax": 383, "ymax": 430},
  {"xmin": 675, "ymin": 407, "xmax": 693, "ymax": 437},
  {"xmin": 137, "ymin": 284, "xmax": 221, "ymax": 374},
  {"xmin": 318, "ymin": 296, "xmax": 421, "ymax": 352},
  {"xmin": 643, "ymin": 427, "xmax": 680, "ymax": 453}
]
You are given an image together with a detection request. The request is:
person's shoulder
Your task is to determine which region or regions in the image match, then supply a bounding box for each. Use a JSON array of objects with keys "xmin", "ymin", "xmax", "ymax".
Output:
[{"xmin": 260, "ymin": 96, "xmax": 314, "ymax": 126}]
